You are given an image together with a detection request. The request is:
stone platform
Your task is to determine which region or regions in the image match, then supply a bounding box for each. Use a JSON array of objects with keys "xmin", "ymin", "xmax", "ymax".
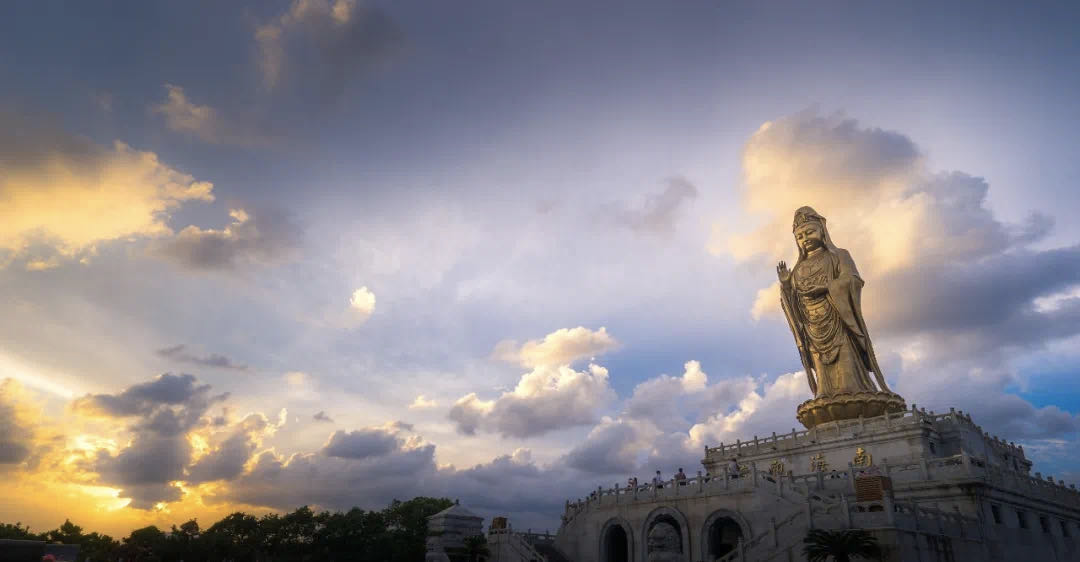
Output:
[{"xmin": 549, "ymin": 405, "xmax": 1080, "ymax": 562}]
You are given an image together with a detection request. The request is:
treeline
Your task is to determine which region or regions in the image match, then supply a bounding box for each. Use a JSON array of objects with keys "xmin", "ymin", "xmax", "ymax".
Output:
[{"xmin": 1, "ymin": 496, "xmax": 455, "ymax": 562}]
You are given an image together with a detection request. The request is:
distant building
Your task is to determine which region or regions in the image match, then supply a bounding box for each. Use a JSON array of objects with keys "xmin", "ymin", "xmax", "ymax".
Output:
[{"xmin": 426, "ymin": 500, "xmax": 485, "ymax": 561}]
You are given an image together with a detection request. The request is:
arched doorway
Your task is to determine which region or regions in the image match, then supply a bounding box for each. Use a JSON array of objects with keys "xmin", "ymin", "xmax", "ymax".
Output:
[
  {"xmin": 706, "ymin": 517, "xmax": 743, "ymax": 559},
  {"xmin": 603, "ymin": 524, "xmax": 630, "ymax": 562},
  {"xmin": 647, "ymin": 515, "xmax": 684, "ymax": 561}
]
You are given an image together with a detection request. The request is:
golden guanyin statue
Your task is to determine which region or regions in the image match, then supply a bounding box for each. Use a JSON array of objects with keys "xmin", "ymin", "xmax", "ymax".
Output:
[{"xmin": 777, "ymin": 207, "xmax": 905, "ymax": 428}]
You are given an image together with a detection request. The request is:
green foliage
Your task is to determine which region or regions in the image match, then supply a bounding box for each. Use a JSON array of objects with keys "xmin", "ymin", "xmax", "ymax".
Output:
[
  {"xmin": 802, "ymin": 528, "xmax": 882, "ymax": 562},
  {"xmin": 0, "ymin": 496, "xmax": 455, "ymax": 562}
]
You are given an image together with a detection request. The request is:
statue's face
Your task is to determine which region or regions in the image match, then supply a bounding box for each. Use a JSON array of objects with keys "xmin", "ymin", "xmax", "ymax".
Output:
[{"xmin": 794, "ymin": 223, "xmax": 824, "ymax": 252}]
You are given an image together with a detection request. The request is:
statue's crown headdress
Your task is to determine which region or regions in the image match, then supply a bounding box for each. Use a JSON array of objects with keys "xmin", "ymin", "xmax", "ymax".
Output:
[{"xmin": 792, "ymin": 206, "xmax": 825, "ymax": 231}]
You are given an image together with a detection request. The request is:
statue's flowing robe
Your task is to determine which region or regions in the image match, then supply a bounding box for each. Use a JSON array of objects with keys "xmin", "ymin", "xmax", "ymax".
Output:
[{"xmin": 780, "ymin": 247, "xmax": 890, "ymax": 397}]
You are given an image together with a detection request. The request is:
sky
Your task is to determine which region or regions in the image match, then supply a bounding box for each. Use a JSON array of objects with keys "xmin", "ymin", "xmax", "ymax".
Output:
[{"xmin": 2, "ymin": 0, "xmax": 1080, "ymax": 537}]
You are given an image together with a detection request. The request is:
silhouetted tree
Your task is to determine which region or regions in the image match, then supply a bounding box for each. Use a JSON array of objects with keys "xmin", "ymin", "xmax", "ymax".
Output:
[
  {"xmin": 0, "ymin": 495, "xmax": 455, "ymax": 562},
  {"xmin": 0, "ymin": 521, "xmax": 41, "ymax": 540},
  {"xmin": 463, "ymin": 535, "xmax": 491, "ymax": 562}
]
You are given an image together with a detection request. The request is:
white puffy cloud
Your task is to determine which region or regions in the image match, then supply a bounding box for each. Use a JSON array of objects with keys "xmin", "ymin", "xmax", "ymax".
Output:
[
  {"xmin": 450, "ymin": 362, "xmax": 616, "ymax": 438},
  {"xmin": 492, "ymin": 326, "xmax": 618, "ymax": 368},
  {"xmin": 409, "ymin": 394, "xmax": 437, "ymax": 409},
  {"xmin": 349, "ymin": 286, "xmax": 376, "ymax": 321}
]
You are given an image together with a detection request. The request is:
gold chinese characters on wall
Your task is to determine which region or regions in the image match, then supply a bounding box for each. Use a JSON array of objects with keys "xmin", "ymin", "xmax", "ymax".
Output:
[{"xmin": 810, "ymin": 453, "xmax": 828, "ymax": 472}]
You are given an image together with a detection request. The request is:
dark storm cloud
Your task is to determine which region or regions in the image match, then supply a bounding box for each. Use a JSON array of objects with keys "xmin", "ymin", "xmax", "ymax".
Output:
[
  {"xmin": 874, "ymin": 245, "xmax": 1080, "ymax": 356},
  {"xmin": 0, "ymin": 392, "xmax": 31, "ymax": 465},
  {"xmin": 313, "ymin": 410, "xmax": 334, "ymax": 423},
  {"xmin": 187, "ymin": 414, "xmax": 271, "ymax": 483},
  {"xmin": 222, "ymin": 444, "xmax": 439, "ymax": 511},
  {"xmin": 156, "ymin": 344, "xmax": 248, "ymax": 371},
  {"xmin": 322, "ymin": 428, "xmax": 400, "ymax": 459},
  {"xmin": 87, "ymin": 433, "xmax": 190, "ymax": 509},
  {"xmin": 73, "ymin": 374, "xmax": 227, "ymax": 509},
  {"xmin": 614, "ymin": 176, "xmax": 699, "ymax": 235},
  {"xmin": 153, "ymin": 208, "xmax": 301, "ymax": 272},
  {"xmin": 73, "ymin": 373, "xmax": 227, "ymax": 420}
]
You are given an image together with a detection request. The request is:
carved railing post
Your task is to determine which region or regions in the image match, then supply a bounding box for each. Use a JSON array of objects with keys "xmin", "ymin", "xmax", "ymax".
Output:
[
  {"xmin": 884, "ymin": 491, "xmax": 895, "ymax": 526},
  {"xmin": 724, "ymin": 466, "xmax": 730, "ymax": 490},
  {"xmin": 614, "ymin": 483, "xmax": 620, "ymax": 504},
  {"xmin": 698, "ymin": 470, "xmax": 704, "ymax": 493},
  {"xmin": 752, "ymin": 461, "xmax": 759, "ymax": 488},
  {"xmin": 805, "ymin": 496, "xmax": 814, "ymax": 529}
]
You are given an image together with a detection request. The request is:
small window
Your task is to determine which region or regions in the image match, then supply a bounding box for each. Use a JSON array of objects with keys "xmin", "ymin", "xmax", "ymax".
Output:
[
  {"xmin": 990, "ymin": 504, "xmax": 1002, "ymax": 524},
  {"xmin": 1061, "ymin": 521, "xmax": 1071, "ymax": 538},
  {"xmin": 1017, "ymin": 510, "xmax": 1028, "ymax": 529},
  {"xmin": 1040, "ymin": 516, "xmax": 1051, "ymax": 533}
]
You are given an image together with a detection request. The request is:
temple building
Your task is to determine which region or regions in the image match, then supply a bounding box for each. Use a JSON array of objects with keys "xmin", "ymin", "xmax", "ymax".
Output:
[{"xmin": 472, "ymin": 208, "xmax": 1080, "ymax": 561}]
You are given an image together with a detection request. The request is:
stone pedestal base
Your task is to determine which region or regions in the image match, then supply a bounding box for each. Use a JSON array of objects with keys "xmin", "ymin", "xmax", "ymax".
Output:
[{"xmin": 796, "ymin": 391, "xmax": 906, "ymax": 429}]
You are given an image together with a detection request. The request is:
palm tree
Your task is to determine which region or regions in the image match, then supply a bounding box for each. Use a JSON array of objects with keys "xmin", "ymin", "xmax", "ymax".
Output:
[
  {"xmin": 463, "ymin": 534, "xmax": 491, "ymax": 562},
  {"xmin": 802, "ymin": 528, "xmax": 881, "ymax": 562}
]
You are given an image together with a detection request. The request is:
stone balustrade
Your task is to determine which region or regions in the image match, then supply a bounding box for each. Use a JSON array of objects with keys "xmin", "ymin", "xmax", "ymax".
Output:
[
  {"xmin": 562, "ymin": 451, "xmax": 1080, "ymax": 528},
  {"xmin": 562, "ymin": 466, "xmax": 834, "ymax": 526},
  {"xmin": 702, "ymin": 403, "xmax": 1026, "ymax": 461}
]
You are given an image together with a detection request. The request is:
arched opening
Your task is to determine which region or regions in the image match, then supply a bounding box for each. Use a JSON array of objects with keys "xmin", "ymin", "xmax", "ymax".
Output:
[
  {"xmin": 603, "ymin": 524, "xmax": 630, "ymax": 562},
  {"xmin": 707, "ymin": 517, "xmax": 743, "ymax": 559},
  {"xmin": 647, "ymin": 515, "xmax": 684, "ymax": 560}
]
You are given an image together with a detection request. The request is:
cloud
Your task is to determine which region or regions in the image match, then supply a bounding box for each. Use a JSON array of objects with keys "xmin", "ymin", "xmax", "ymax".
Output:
[
  {"xmin": 187, "ymin": 413, "xmax": 275, "ymax": 483},
  {"xmin": 409, "ymin": 395, "xmax": 437, "ymax": 409},
  {"xmin": 0, "ymin": 379, "xmax": 50, "ymax": 467},
  {"xmin": 72, "ymin": 373, "xmax": 228, "ymax": 508},
  {"xmin": 256, "ymin": 0, "xmax": 404, "ymax": 103},
  {"xmin": 285, "ymin": 371, "xmax": 311, "ymax": 386},
  {"xmin": 219, "ymin": 439, "xmax": 439, "ymax": 512},
  {"xmin": 322, "ymin": 427, "xmax": 401, "ymax": 459},
  {"xmin": 155, "ymin": 344, "xmax": 248, "ymax": 371},
  {"xmin": 492, "ymin": 326, "xmax": 618, "ymax": 368},
  {"xmin": 450, "ymin": 363, "xmax": 616, "ymax": 438},
  {"xmin": 349, "ymin": 286, "xmax": 376, "ymax": 322},
  {"xmin": 452, "ymin": 327, "xmax": 621, "ymax": 437},
  {"xmin": 153, "ymin": 207, "xmax": 301, "ymax": 272},
  {"xmin": 0, "ymin": 110, "xmax": 214, "ymax": 268},
  {"xmin": 313, "ymin": 410, "xmax": 334, "ymax": 423},
  {"xmin": 558, "ymin": 362, "xmax": 791, "ymax": 478},
  {"xmin": 614, "ymin": 176, "xmax": 699, "ymax": 235},
  {"xmin": 152, "ymin": 84, "xmax": 268, "ymax": 146}
]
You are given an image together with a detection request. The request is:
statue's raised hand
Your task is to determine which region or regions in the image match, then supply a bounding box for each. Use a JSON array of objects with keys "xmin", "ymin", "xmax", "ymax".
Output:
[{"xmin": 777, "ymin": 260, "xmax": 792, "ymax": 285}]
